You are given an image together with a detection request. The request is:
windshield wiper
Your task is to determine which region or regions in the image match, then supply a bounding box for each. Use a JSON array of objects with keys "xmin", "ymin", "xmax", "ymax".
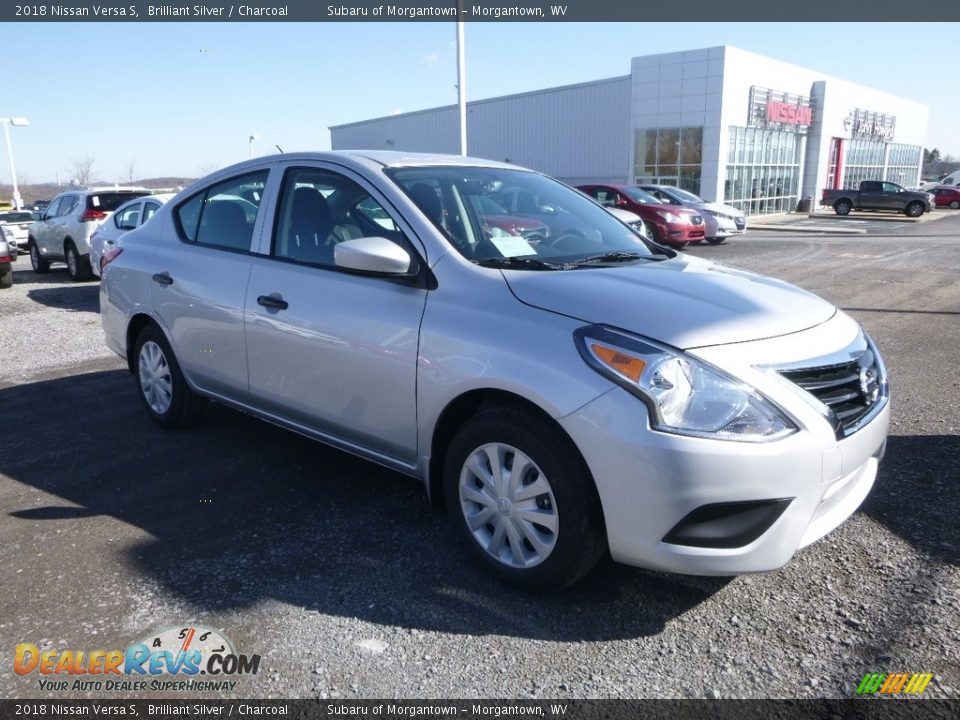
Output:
[
  {"xmin": 566, "ymin": 251, "xmax": 652, "ymax": 267},
  {"xmin": 474, "ymin": 256, "xmax": 564, "ymax": 271}
]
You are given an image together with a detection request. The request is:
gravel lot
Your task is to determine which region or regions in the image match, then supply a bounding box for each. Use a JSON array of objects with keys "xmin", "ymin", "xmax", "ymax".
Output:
[{"xmin": 1, "ymin": 216, "xmax": 958, "ymax": 700}]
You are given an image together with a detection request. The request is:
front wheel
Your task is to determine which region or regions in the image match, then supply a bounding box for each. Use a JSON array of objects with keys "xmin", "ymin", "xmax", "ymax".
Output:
[
  {"xmin": 134, "ymin": 325, "xmax": 202, "ymax": 429},
  {"xmin": 706, "ymin": 237, "xmax": 725, "ymax": 245},
  {"xmin": 834, "ymin": 199, "xmax": 852, "ymax": 216},
  {"xmin": 950, "ymin": 200, "xmax": 960, "ymax": 210},
  {"xmin": 29, "ymin": 240, "xmax": 50, "ymax": 274},
  {"xmin": 904, "ymin": 202, "xmax": 925, "ymax": 218},
  {"xmin": 443, "ymin": 405, "xmax": 606, "ymax": 592}
]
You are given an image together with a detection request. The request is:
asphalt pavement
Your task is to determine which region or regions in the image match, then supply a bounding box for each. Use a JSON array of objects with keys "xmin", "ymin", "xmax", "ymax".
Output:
[{"xmin": 0, "ymin": 214, "xmax": 958, "ymax": 700}]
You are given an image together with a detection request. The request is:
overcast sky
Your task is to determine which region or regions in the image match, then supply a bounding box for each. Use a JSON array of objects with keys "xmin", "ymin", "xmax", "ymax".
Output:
[{"xmin": 1, "ymin": 22, "xmax": 956, "ymax": 183}]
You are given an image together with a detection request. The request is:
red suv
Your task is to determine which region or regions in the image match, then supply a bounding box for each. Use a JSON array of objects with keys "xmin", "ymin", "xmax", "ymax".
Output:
[{"xmin": 578, "ymin": 184, "xmax": 705, "ymax": 247}]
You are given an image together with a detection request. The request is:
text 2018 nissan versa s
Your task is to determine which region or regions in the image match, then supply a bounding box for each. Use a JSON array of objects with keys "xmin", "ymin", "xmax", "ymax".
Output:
[{"xmin": 100, "ymin": 152, "xmax": 889, "ymax": 591}]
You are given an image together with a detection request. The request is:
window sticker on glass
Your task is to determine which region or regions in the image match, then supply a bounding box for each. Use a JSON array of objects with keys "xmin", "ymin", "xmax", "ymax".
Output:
[
  {"xmin": 488, "ymin": 235, "xmax": 537, "ymax": 257},
  {"xmin": 92, "ymin": 196, "xmax": 101, "ymax": 207}
]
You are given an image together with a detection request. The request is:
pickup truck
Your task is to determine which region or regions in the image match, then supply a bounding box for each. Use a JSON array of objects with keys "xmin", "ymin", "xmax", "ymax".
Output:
[{"xmin": 821, "ymin": 181, "xmax": 934, "ymax": 217}]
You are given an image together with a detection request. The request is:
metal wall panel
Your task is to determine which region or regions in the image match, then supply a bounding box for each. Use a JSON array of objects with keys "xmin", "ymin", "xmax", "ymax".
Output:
[{"xmin": 330, "ymin": 77, "xmax": 632, "ymax": 185}]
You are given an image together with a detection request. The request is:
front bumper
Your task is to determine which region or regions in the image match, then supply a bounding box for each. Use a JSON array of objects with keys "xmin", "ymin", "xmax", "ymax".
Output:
[{"xmin": 558, "ymin": 313, "xmax": 889, "ymax": 575}]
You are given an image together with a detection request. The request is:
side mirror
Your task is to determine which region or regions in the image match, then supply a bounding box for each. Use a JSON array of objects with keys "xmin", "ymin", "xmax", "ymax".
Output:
[
  {"xmin": 615, "ymin": 197, "xmax": 628, "ymax": 207},
  {"xmin": 334, "ymin": 236, "xmax": 412, "ymax": 275}
]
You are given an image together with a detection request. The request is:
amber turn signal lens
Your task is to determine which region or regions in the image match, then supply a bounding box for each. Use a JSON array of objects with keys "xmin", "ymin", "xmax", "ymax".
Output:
[{"xmin": 591, "ymin": 344, "xmax": 646, "ymax": 383}]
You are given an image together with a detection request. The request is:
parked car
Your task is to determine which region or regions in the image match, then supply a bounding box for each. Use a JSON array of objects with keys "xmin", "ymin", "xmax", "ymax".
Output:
[
  {"xmin": 604, "ymin": 206, "xmax": 649, "ymax": 239},
  {"xmin": 930, "ymin": 186, "xmax": 960, "ymax": 210},
  {"xmin": 821, "ymin": 181, "xmax": 934, "ymax": 217},
  {"xmin": 101, "ymin": 152, "xmax": 889, "ymax": 591},
  {"xmin": 639, "ymin": 184, "xmax": 746, "ymax": 244},
  {"xmin": 920, "ymin": 170, "xmax": 960, "ymax": 191},
  {"xmin": 577, "ymin": 184, "xmax": 705, "ymax": 247},
  {"xmin": 89, "ymin": 193, "xmax": 174, "ymax": 277},
  {"xmin": 28, "ymin": 187, "xmax": 152, "ymax": 280},
  {"xmin": 0, "ymin": 235, "xmax": 12, "ymax": 288},
  {"xmin": 31, "ymin": 200, "xmax": 50, "ymax": 212},
  {"xmin": 0, "ymin": 210, "xmax": 39, "ymax": 255}
]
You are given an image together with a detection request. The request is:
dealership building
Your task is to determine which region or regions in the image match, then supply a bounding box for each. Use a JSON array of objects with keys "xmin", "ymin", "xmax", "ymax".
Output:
[{"xmin": 330, "ymin": 45, "xmax": 928, "ymax": 216}]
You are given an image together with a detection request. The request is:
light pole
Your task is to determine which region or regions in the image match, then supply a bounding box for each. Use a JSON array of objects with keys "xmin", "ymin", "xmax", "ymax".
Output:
[
  {"xmin": 248, "ymin": 134, "xmax": 260, "ymax": 159},
  {"xmin": 1, "ymin": 117, "xmax": 29, "ymax": 211},
  {"xmin": 455, "ymin": 16, "xmax": 467, "ymax": 156}
]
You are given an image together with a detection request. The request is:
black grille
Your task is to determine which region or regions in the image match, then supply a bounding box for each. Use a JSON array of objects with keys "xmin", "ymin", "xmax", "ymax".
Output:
[{"xmin": 780, "ymin": 352, "xmax": 883, "ymax": 437}]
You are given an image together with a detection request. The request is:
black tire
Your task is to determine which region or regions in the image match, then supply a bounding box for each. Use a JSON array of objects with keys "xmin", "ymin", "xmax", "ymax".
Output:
[
  {"xmin": 29, "ymin": 240, "xmax": 50, "ymax": 274},
  {"xmin": 950, "ymin": 200, "xmax": 960, "ymax": 210},
  {"xmin": 834, "ymin": 199, "xmax": 852, "ymax": 216},
  {"xmin": 133, "ymin": 325, "xmax": 203, "ymax": 429},
  {"xmin": 65, "ymin": 241, "xmax": 93, "ymax": 281},
  {"xmin": 706, "ymin": 237, "xmax": 725, "ymax": 245},
  {"xmin": 646, "ymin": 223, "xmax": 661, "ymax": 244},
  {"xmin": 443, "ymin": 405, "xmax": 607, "ymax": 592},
  {"xmin": 904, "ymin": 201, "xmax": 924, "ymax": 218},
  {"xmin": 0, "ymin": 265, "xmax": 11, "ymax": 289}
]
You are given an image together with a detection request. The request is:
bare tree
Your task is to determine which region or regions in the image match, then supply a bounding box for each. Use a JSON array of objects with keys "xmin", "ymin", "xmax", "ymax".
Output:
[
  {"xmin": 125, "ymin": 158, "xmax": 137, "ymax": 185},
  {"xmin": 196, "ymin": 160, "xmax": 219, "ymax": 177},
  {"xmin": 70, "ymin": 155, "xmax": 96, "ymax": 186}
]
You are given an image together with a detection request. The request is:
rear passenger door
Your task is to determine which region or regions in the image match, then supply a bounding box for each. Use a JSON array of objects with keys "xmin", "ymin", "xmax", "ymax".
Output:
[
  {"xmin": 152, "ymin": 167, "xmax": 275, "ymax": 399},
  {"xmin": 243, "ymin": 162, "xmax": 428, "ymax": 464}
]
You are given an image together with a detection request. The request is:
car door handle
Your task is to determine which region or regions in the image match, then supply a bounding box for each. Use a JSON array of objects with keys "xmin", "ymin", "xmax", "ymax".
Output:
[
  {"xmin": 152, "ymin": 272, "xmax": 173, "ymax": 286},
  {"xmin": 257, "ymin": 294, "xmax": 288, "ymax": 310}
]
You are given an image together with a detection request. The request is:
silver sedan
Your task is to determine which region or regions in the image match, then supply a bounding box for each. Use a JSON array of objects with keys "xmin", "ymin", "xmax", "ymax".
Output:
[{"xmin": 100, "ymin": 152, "xmax": 888, "ymax": 591}]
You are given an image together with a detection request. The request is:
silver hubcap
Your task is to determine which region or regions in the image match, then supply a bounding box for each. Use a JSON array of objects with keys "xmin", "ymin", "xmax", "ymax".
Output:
[
  {"xmin": 138, "ymin": 341, "xmax": 173, "ymax": 415},
  {"xmin": 67, "ymin": 248, "xmax": 77, "ymax": 274},
  {"xmin": 459, "ymin": 442, "xmax": 558, "ymax": 568}
]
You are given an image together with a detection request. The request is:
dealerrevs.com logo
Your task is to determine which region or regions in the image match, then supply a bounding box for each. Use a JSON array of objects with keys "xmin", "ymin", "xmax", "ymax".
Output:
[{"xmin": 15, "ymin": 626, "xmax": 260, "ymax": 692}]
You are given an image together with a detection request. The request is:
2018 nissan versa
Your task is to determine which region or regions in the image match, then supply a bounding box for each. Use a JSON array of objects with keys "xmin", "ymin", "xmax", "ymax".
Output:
[{"xmin": 100, "ymin": 152, "xmax": 889, "ymax": 591}]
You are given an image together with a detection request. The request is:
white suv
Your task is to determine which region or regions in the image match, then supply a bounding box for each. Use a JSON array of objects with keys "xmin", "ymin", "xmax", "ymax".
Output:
[{"xmin": 28, "ymin": 187, "xmax": 151, "ymax": 280}]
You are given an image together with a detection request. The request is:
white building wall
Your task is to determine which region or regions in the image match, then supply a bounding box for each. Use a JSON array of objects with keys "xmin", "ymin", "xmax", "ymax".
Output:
[
  {"xmin": 629, "ymin": 46, "xmax": 726, "ymax": 203},
  {"xmin": 330, "ymin": 77, "xmax": 631, "ymax": 186},
  {"xmin": 331, "ymin": 46, "xmax": 929, "ymax": 208}
]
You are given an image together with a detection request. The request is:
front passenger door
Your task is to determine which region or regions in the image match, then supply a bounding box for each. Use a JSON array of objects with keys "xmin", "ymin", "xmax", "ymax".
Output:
[{"xmin": 244, "ymin": 163, "xmax": 428, "ymax": 464}]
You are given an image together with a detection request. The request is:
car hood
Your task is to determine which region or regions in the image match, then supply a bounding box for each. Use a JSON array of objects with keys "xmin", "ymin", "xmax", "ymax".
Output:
[
  {"xmin": 503, "ymin": 254, "xmax": 836, "ymax": 349},
  {"xmin": 692, "ymin": 202, "xmax": 744, "ymax": 218}
]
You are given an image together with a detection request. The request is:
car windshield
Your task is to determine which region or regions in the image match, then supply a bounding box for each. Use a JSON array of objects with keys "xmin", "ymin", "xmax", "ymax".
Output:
[
  {"xmin": 622, "ymin": 187, "xmax": 663, "ymax": 204},
  {"xmin": 664, "ymin": 187, "xmax": 705, "ymax": 203},
  {"xmin": 388, "ymin": 167, "xmax": 661, "ymax": 269}
]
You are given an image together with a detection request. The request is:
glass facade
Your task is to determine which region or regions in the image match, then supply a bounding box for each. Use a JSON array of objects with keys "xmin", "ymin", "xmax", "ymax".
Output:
[
  {"xmin": 884, "ymin": 143, "xmax": 922, "ymax": 187},
  {"xmin": 724, "ymin": 126, "xmax": 804, "ymax": 215},
  {"xmin": 634, "ymin": 127, "xmax": 703, "ymax": 194},
  {"xmin": 843, "ymin": 140, "xmax": 922, "ymax": 188}
]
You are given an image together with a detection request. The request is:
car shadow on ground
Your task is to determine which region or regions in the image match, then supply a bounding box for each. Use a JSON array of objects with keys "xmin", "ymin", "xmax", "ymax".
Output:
[
  {"xmin": 862, "ymin": 434, "xmax": 960, "ymax": 566},
  {"xmin": 26, "ymin": 284, "xmax": 100, "ymax": 313},
  {"xmin": 11, "ymin": 264, "xmax": 86, "ymax": 285},
  {"xmin": 0, "ymin": 370, "xmax": 735, "ymax": 641}
]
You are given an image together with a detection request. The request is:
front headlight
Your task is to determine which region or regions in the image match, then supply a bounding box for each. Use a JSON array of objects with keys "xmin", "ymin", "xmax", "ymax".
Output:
[
  {"xmin": 661, "ymin": 212, "xmax": 685, "ymax": 224},
  {"xmin": 575, "ymin": 326, "xmax": 796, "ymax": 442}
]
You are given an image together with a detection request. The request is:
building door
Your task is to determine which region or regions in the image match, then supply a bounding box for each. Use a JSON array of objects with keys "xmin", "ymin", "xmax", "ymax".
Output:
[{"xmin": 826, "ymin": 138, "xmax": 844, "ymax": 190}]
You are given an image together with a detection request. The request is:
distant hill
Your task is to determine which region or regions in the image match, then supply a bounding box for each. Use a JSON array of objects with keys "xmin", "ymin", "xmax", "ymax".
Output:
[{"xmin": 0, "ymin": 177, "xmax": 197, "ymax": 208}]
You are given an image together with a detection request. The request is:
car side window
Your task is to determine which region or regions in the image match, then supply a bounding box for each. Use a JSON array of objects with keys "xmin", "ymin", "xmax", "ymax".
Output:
[
  {"xmin": 59, "ymin": 195, "xmax": 79, "ymax": 217},
  {"xmin": 272, "ymin": 166, "xmax": 406, "ymax": 268},
  {"xmin": 115, "ymin": 204, "xmax": 141, "ymax": 230},
  {"xmin": 43, "ymin": 198, "xmax": 63, "ymax": 219},
  {"xmin": 882, "ymin": 182, "xmax": 900, "ymax": 193},
  {"xmin": 141, "ymin": 202, "xmax": 161, "ymax": 224},
  {"xmin": 175, "ymin": 170, "xmax": 269, "ymax": 251},
  {"xmin": 592, "ymin": 190, "xmax": 615, "ymax": 206}
]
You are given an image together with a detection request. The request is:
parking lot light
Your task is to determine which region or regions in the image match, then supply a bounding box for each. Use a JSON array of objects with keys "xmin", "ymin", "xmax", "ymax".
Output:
[
  {"xmin": 1, "ymin": 116, "xmax": 29, "ymax": 211},
  {"xmin": 249, "ymin": 133, "xmax": 260, "ymax": 159}
]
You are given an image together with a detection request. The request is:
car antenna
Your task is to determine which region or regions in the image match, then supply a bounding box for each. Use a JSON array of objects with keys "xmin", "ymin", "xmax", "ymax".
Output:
[{"xmin": 275, "ymin": 145, "xmax": 284, "ymax": 153}]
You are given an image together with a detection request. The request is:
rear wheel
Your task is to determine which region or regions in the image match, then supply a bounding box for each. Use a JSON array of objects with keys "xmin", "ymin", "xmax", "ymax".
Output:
[
  {"xmin": 29, "ymin": 240, "xmax": 50, "ymax": 274},
  {"xmin": 65, "ymin": 241, "xmax": 93, "ymax": 281},
  {"xmin": 834, "ymin": 199, "xmax": 852, "ymax": 216},
  {"xmin": 904, "ymin": 201, "xmax": 925, "ymax": 218},
  {"xmin": 443, "ymin": 405, "xmax": 606, "ymax": 592},
  {"xmin": 951, "ymin": 200, "xmax": 960, "ymax": 210},
  {"xmin": 134, "ymin": 325, "xmax": 203, "ymax": 429}
]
